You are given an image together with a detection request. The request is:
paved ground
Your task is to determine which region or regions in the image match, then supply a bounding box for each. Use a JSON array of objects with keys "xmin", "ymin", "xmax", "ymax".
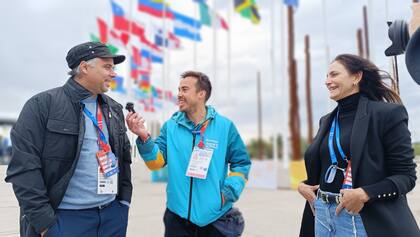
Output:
[{"xmin": 1, "ymin": 160, "xmax": 419, "ymax": 237}]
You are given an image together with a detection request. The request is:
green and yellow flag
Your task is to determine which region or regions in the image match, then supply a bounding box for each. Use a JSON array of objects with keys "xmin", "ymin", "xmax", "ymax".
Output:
[{"xmin": 234, "ymin": 0, "xmax": 260, "ymax": 24}]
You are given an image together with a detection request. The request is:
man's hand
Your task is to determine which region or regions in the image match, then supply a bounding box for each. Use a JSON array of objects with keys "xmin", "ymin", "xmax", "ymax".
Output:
[
  {"xmin": 126, "ymin": 112, "xmax": 149, "ymax": 141},
  {"xmin": 336, "ymin": 188, "xmax": 370, "ymax": 216}
]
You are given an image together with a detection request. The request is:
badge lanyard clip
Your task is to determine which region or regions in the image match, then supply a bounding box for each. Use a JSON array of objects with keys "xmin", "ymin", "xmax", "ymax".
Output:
[{"xmin": 324, "ymin": 111, "xmax": 352, "ymax": 189}]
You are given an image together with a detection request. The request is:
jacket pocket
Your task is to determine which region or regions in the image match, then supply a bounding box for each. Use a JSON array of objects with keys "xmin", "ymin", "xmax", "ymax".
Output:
[
  {"xmin": 46, "ymin": 119, "xmax": 78, "ymax": 135},
  {"xmin": 219, "ymin": 180, "xmax": 224, "ymax": 210},
  {"xmin": 43, "ymin": 119, "xmax": 78, "ymax": 160}
]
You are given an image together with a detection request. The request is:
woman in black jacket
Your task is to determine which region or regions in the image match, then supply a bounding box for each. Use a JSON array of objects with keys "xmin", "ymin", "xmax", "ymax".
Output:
[{"xmin": 298, "ymin": 54, "xmax": 419, "ymax": 237}]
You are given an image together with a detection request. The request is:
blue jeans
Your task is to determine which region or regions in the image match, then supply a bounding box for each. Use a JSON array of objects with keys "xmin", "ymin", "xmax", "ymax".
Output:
[
  {"xmin": 44, "ymin": 199, "xmax": 129, "ymax": 237},
  {"xmin": 314, "ymin": 192, "xmax": 367, "ymax": 237}
]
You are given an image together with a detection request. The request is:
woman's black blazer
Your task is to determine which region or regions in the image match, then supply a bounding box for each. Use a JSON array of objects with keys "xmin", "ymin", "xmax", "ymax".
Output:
[{"xmin": 299, "ymin": 95, "xmax": 419, "ymax": 237}]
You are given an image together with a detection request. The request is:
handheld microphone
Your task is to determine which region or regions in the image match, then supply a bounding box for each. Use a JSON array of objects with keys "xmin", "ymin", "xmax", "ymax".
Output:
[{"xmin": 125, "ymin": 102, "xmax": 136, "ymax": 113}]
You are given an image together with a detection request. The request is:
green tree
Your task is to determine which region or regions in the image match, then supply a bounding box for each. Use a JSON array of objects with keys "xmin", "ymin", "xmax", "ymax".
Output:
[{"xmin": 413, "ymin": 142, "xmax": 420, "ymax": 157}]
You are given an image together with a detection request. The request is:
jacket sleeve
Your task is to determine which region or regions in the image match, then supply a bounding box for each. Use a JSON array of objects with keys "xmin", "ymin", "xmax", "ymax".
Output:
[
  {"xmin": 303, "ymin": 116, "xmax": 326, "ymax": 186},
  {"xmin": 4, "ymin": 97, "xmax": 56, "ymax": 234},
  {"xmin": 221, "ymin": 123, "xmax": 252, "ymax": 203},
  {"xmin": 135, "ymin": 122, "xmax": 168, "ymax": 170},
  {"xmin": 119, "ymin": 132, "xmax": 133, "ymax": 204},
  {"xmin": 362, "ymin": 105, "xmax": 417, "ymax": 201}
]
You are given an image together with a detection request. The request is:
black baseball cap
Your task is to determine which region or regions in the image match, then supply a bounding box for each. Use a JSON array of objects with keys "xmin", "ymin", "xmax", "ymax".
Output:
[{"xmin": 66, "ymin": 42, "xmax": 126, "ymax": 69}]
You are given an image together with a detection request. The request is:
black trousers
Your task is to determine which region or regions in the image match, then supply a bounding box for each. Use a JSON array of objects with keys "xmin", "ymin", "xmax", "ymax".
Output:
[{"xmin": 163, "ymin": 208, "xmax": 225, "ymax": 237}]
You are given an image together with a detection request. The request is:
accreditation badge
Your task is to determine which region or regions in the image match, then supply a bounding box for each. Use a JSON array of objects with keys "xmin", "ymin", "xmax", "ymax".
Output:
[
  {"xmin": 97, "ymin": 151, "xmax": 119, "ymax": 194},
  {"xmin": 97, "ymin": 166, "xmax": 118, "ymax": 194},
  {"xmin": 186, "ymin": 147, "xmax": 214, "ymax": 179}
]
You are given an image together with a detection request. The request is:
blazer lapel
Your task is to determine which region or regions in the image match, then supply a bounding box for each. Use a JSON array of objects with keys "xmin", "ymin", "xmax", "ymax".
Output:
[
  {"xmin": 304, "ymin": 109, "xmax": 336, "ymax": 185},
  {"xmin": 350, "ymin": 96, "xmax": 370, "ymax": 185}
]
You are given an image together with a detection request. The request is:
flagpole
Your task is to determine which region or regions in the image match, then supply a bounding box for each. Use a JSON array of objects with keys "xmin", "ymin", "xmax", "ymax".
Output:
[
  {"xmin": 127, "ymin": 0, "xmax": 137, "ymax": 160},
  {"xmin": 385, "ymin": 0, "xmax": 394, "ymax": 82},
  {"xmin": 280, "ymin": 3, "xmax": 289, "ymax": 169},
  {"xmin": 212, "ymin": 0, "xmax": 218, "ymax": 105},
  {"xmin": 367, "ymin": 0, "xmax": 375, "ymax": 62},
  {"xmin": 193, "ymin": 2, "xmax": 198, "ymax": 69},
  {"xmin": 321, "ymin": 0, "xmax": 330, "ymax": 64},
  {"xmin": 271, "ymin": 0, "xmax": 279, "ymax": 184},
  {"xmin": 227, "ymin": 0, "xmax": 232, "ymax": 103},
  {"xmin": 127, "ymin": 0, "xmax": 134, "ymax": 101},
  {"xmin": 162, "ymin": 2, "xmax": 167, "ymax": 122},
  {"xmin": 322, "ymin": 0, "xmax": 333, "ymax": 111}
]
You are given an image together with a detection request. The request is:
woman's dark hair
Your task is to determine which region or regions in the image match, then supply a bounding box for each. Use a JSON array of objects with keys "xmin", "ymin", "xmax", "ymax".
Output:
[
  {"xmin": 333, "ymin": 54, "xmax": 402, "ymax": 104},
  {"xmin": 180, "ymin": 71, "xmax": 212, "ymax": 102}
]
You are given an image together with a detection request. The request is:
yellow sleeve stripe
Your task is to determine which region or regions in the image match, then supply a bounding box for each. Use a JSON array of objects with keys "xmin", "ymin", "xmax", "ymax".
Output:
[
  {"xmin": 229, "ymin": 172, "xmax": 247, "ymax": 182},
  {"xmin": 145, "ymin": 151, "xmax": 165, "ymax": 171}
]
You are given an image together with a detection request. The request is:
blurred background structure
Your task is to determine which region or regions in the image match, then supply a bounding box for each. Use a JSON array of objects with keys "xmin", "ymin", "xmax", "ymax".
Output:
[{"xmin": 1, "ymin": 0, "xmax": 420, "ymax": 236}]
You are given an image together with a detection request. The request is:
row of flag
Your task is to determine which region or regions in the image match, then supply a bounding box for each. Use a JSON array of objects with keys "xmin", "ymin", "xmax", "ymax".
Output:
[{"xmin": 93, "ymin": 0, "xmax": 298, "ymax": 112}]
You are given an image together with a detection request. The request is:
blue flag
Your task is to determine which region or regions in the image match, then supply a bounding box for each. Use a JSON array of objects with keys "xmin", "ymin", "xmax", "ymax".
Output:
[
  {"xmin": 283, "ymin": 0, "xmax": 298, "ymax": 7},
  {"xmin": 172, "ymin": 10, "xmax": 202, "ymax": 41}
]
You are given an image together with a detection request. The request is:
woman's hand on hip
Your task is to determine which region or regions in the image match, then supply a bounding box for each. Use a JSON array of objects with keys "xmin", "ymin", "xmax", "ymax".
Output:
[
  {"xmin": 297, "ymin": 182, "xmax": 319, "ymax": 203},
  {"xmin": 336, "ymin": 188, "xmax": 370, "ymax": 215}
]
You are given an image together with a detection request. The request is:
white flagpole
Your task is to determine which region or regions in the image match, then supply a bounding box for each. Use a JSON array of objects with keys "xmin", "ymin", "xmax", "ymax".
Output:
[
  {"xmin": 212, "ymin": 0, "xmax": 218, "ymax": 104},
  {"xmin": 271, "ymin": 0, "xmax": 279, "ymax": 182},
  {"xmin": 227, "ymin": 0, "xmax": 232, "ymax": 103},
  {"xmin": 280, "ymin": 3, "xmax": 289, "ymax": 169},
  {"xmin": 322, "ymin": 0, "xmax": 330, "ymax": 64},
  {"xmin": 193, "ymin": 2, "xmax": 198, "ymax": 69},
  {"xmin": 127, "ymin": 0, "xmax": 138, "ymax": 161},
  {"xmin": 161, "ymin": 2, "xmax": 167, "ymax": 122},
  {"xmin": 385, "ymin": 0, "xmax": 393, "ymax": 79},
  {"xmin": 127, "ymin": 0, "xmax": 134, "ymax": 102},
  {"xmin": 322, "ymin": 0, "xmax": 333, "ymax": 111}
]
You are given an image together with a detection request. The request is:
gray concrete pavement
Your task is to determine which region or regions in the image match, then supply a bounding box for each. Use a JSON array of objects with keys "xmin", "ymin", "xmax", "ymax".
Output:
[{"xmin": 1, "ymin": 161, "xmax": 419, "ymax": 237}]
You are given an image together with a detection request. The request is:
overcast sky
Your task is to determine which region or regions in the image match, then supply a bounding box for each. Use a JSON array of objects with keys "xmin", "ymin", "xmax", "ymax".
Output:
[{"xmin": 1, "ymin": 0, "xmax": 420, "ymax": 143}]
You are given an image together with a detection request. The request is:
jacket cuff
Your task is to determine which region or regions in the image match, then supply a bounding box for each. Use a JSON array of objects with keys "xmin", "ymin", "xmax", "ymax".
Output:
[
  {"xmin": 361, "ymin": 179, "xmax": 398, "ymax": 202},
  {"xmin": 221, "ymin": 185, "xmax": 236, "ymax": 203},
  {"xmin": 136, "ymin": 137, "xmax": 154, "ymax": 154},
  {"xmin": 29, "ymin": 205, "xmax": 56, "ymax": 234}
]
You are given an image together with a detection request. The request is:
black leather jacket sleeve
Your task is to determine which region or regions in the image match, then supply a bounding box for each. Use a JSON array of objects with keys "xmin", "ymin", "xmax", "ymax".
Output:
[
  {"xmin": 5, "ymin": 96, "xmax": 56, "ymax": 234},
  {"xmin": 118, "ymin": 132, "xmax": 133, "ymax": 203}
]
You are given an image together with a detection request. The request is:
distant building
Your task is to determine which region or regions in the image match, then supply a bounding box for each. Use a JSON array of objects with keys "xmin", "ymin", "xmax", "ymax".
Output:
[{"xmin": 0, "ymin": 117, "xmax": 15, "ymax": 165}]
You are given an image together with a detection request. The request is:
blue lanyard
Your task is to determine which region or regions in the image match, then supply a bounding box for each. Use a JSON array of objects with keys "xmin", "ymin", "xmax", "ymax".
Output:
[
  {"xmin": 82, "ymin": 104, "xmax": 108, "ymax": 145},
  {"xmin": 324, "ymin": 111, "xmax": 349, "ymax": 183},
  {"xmin": 328, "ymin": 111, "xmax": 348, "ymax": 165}
]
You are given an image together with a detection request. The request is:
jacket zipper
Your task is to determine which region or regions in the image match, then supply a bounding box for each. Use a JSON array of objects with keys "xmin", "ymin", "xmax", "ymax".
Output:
[
  {"xmin": 57, "ymin": 103, "xmax": 85, "ymax": 208},
  {"xmin": 187, "ymin": 133, "xmax": 196, "ymax": 222},
  {"xmin": 73, "ymin": 104, "xmax": 86, "ymax": 172}
]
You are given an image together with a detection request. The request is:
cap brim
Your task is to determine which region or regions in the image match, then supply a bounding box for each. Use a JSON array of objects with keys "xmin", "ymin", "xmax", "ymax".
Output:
[
  {"xmin": 111, "ymin": 55, "xmax": 126, "ymax": 65},
  {"xmin": 100, "ymin": 54, "xmax": 126, "ymax": 65},
  {"xmin": 405, "ymin": 28, "xmax": 420, "ymax": 85}
]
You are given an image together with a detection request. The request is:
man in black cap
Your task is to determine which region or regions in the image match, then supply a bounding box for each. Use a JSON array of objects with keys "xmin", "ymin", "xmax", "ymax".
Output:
[{"xmin": 5, "ymin": 42, "xmax": 133, "ymax": 237}]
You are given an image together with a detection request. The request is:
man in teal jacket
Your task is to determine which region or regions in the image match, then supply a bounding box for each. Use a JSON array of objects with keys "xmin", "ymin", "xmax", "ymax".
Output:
[{"xmin": 126, "ymin": 71, "xmax": 251, "ymax": 237}]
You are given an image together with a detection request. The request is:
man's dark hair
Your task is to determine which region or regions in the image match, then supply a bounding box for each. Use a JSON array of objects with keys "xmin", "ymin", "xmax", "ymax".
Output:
[{"xmin": 181, "ymin": 71, "xmax": 212, "ymax": 102}]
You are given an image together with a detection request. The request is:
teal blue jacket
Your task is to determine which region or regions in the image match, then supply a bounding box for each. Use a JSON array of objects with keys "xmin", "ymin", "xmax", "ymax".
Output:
[{"xmin": 136, "ymin": 106, "xmax": 251, "ymax": 226}]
